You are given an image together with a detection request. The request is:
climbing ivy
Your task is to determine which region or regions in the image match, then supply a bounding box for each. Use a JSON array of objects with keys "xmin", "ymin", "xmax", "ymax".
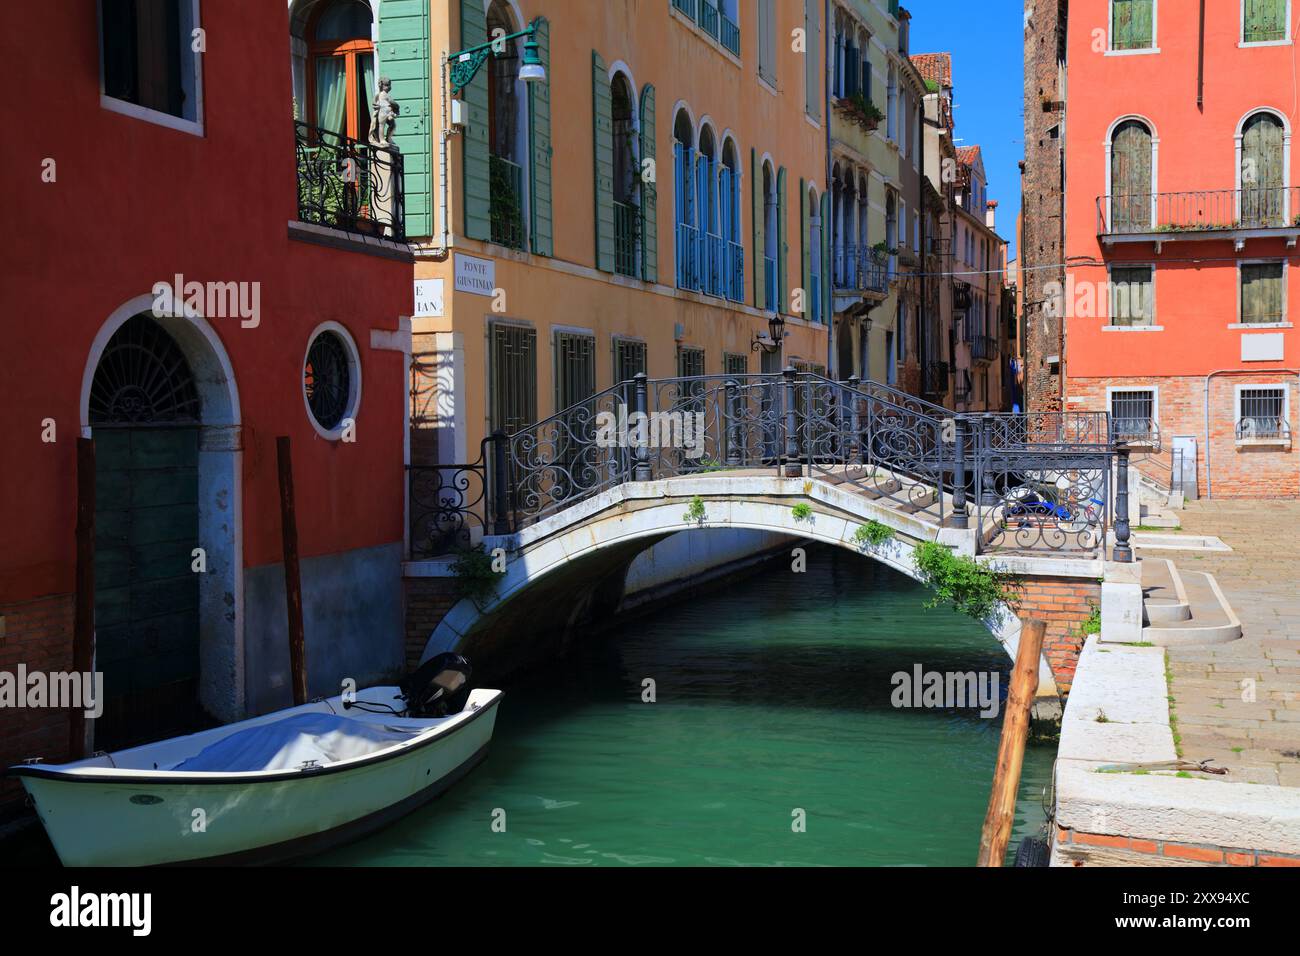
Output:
[{"xmin": 912, "ymin": 542, "xmax": 1016, "ymax": 623}]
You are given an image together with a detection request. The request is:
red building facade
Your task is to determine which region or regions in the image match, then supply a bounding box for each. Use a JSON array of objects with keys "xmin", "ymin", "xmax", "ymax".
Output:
[
  {"xmin": 1063, "ymin": 0, "xmax": 1299, "ymax": 498},
  {"xmin": 1, "ymin": 0, "xmax": 412, "ymax": 799}
]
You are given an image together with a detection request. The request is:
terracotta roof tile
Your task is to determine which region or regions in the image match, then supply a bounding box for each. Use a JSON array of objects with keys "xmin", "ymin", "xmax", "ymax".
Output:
[{"xmin": 910, "ymin": 53, "xmax": 952, "ymax": 89}]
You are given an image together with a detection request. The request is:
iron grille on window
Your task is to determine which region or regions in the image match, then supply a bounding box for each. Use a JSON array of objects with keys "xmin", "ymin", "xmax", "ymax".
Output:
[
  {"xmin": 489, "ymin": 323, "xmax": 537, "ymax": 435},
  {"xmin": 89, "ymin": 314, "xmax": 201, "ymax": 426},
  {"xmin": 555, "ymin": 333, "xmax": 596, "ymax": 409},
  {"xmin": 613, "ymin": 338, "xmax": 647, "ymax": 387},
  {"xmin": 1238, "ymin": 387, "xmax": 1286, "ymax": 439},
  {"xmin": 724, "ymin": 352, "xmax": 748, "ymax": 377},
  {"xmin": 677, "ymin": 346, "xmax": 705, "ymax": 379},
  {"xmin": 1110, "ymin": 389, "xmax": 1155, "ymax": 443},
  {"xmin": 304, "ymin": 331, "xmax": 352, "ymax": 430}
]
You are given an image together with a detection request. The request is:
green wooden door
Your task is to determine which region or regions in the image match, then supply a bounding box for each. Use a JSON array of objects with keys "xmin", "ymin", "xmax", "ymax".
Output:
[
  {"xmin": 94, "ymin": 427, "xmax": 202, "ymax": 749},
  {"xmin": 1110, "ymin": 120, "xmax": 1152, "ymax": 231},
  {"xmin": 1242, "ymin": 112, "xmax": 1284, "ymax": 227}
]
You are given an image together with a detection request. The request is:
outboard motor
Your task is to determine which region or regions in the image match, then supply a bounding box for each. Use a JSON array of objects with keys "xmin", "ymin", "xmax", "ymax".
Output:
[{"xmin": 400, "ymin": 653, "xmax": 473, "ymax": 717}]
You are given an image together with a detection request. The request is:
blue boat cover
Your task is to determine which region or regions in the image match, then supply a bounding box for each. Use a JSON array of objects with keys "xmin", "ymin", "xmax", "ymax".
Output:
[{"xmin": 171, "ymin": 713, "xmax": 423, "ymax": 773}]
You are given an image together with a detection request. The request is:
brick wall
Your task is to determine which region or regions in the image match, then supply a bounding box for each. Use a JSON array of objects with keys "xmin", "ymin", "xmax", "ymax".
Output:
[
  {"xmin": 404, "ymin": 577, "xmax": 461, "ymax": 670},
  {"xmin": 1021, "ymin": 0, "xmax": 1067, "ymax": 414},
  {"xmin": 1056, "ymin": 825, "xmax": 1300, "ymax": 867},
  {"xmin": 0, "ymin": 593, "xmax": 75, "ymax": 814},
  {"xmin": 1016, "ymin": 575, "xmax": 1100, "ymax": 695},
  {"xmin": 1068, "ymin": 375, "xmax": 1299, "ymax": 498}
]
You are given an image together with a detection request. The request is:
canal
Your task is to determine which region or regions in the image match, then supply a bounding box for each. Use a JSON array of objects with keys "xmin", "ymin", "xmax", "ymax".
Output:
[{"xmin": 313, "ymin": 545, "xmax": 1055, "ymax": 867}]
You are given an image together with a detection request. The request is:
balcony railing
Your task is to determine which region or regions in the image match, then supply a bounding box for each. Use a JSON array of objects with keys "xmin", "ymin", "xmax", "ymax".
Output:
[
  {"xmin": 698, "ymin": 0, "xmax": 719, "ymax": 40},
  {"xmin": 676, "ymin": 222, "xmax": 700, "ymax": 291},
  {"xmin": 490, "ymin": 154, "xmax": 525, "ymax": 249},
  {"xmin": 1111, "ymin": 417, "xmax": 1161, "ymax": 451},
  {"xmin": 923, "ymin": 362, "xmax": 949, "ymax": 397},
  {"xmin": 671, "ymin": 0, "xmax": 696, "ymax": 18},
  {"xmin": 1097, "ymin": 187, "xmax": 1300, "ymax": 237},
  {"xmin": 833, "ymin": 245, "xmax": 890, "ymax": 294},
  {"xmin": 971, "ymin": 334, "xmax": 998, "ymax": 363},
  {"xmin": 1236, "ymin": 416, "xmax": 1292, "ymax": 444},
  {"xmin": 614, "ymin": 200, "xmax": 638, "ymax": 277},
  {"xmin": 764, "ymin": 256, "xmax": 777, "ymax": 309},
  {"xmin": 701, "ymin": 232, "xmax": 727, "ymax": 297},
  {"xmin": 726, "ymin": 240, "xmax": 745, "ymax": 302},
  {"xmin": 720, "ymin": 12, "xmax": 740, "ymax": 54},
  {"xmin": 295, "ymin": 121, "xmax": 405, "ymax": 242}
]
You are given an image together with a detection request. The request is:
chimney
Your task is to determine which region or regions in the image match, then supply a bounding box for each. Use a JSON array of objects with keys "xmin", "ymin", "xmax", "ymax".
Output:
[{"xmin": 985, "ymin": 199, "xmax": 998, "ymax": 230}]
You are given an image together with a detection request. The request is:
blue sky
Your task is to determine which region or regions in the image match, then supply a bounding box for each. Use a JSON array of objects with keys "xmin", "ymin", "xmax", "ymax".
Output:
[{"xmin": 908, "ymin": 1, "xmax": 1023, "ymax": 259}]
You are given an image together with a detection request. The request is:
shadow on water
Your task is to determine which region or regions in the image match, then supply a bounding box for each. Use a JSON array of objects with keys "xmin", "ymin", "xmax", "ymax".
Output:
[{"xmin": 310, "ymin": 545, "xmax": 1057, "ymax": 868}]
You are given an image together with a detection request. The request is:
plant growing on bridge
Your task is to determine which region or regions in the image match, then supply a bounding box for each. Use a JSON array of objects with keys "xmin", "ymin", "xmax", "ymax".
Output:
[
  {"xmin": 450, "ymin": 544, "xmax": 501, "ymax": 608},
  {"xmin": 791, "ymin": 502, "xmax": 813, "ymax": 522},
  {"xmin": 854, "ymin": 520, "xmax": 894, "ymax": 548},
  {"xmin": 1079, "ymin": 603, "xmax": 1101, "ymax": 638},
  {"xmin": 912, "ymin": 542, "xmax": 1015, "ymax": 624},
  {"xmin": 683, "ymin": 495, "xmax": 707, "ymax": 525}
]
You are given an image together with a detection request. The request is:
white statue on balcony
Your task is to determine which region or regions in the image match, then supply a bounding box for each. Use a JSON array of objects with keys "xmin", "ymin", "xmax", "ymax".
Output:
[{"xmin": 371, "ymin": 76, "xmax": 400, "ymax": 148}]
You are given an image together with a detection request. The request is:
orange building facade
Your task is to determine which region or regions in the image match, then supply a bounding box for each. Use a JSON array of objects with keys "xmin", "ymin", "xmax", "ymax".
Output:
[{"xmin": 1063, "ymin": 0, "xmax": 1299, "ymax": 498}]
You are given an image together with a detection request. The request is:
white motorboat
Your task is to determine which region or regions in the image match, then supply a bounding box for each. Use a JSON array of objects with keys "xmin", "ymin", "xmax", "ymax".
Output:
[{"xmin": 8, "ymin": 655, "xmax": 501, "ymax": 866}]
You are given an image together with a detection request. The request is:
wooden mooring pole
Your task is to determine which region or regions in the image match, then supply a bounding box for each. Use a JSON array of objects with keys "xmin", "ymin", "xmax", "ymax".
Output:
[
  {"xmin": 976, "ymin": 618, "xmax": 1047, "ymax": 867},
  {"xmin": 69, "ymin": 437, "xmax": 96, "ymax": 759},
  {"xmin": 276, "ymin": 436, "xmax": 308, "ymax": 706}
]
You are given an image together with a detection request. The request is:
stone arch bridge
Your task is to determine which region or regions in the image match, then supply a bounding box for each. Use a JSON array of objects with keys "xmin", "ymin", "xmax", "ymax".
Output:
[{"xmin": 405, "ymin": 371, "xmax": 1142, "ymax": 701}]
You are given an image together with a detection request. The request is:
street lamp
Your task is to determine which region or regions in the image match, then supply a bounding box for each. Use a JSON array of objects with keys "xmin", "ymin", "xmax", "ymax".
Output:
[
  {"xmin": 449, "ymin": 19, "xmax": 546, "ymax": 94},
  {"xmin": 752, "ymin": 311, "xmax": 786, "ymax": 354}
]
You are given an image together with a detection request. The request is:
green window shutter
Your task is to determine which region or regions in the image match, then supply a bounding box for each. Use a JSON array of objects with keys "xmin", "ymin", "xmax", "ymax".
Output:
[
  {"xmin": 819, "ymin": 192, "xmax": 830, "ymax": 328},
  {"xmin": 592, "ymin": 51, "xmax": 615, "ymax": 272},
  {"xmin": 751, "ymin": 148, "xmax": 764, "ymax": 308},
  {"xmin": 460, "ymin": 0, "xmax": 490, "ymax": 240},
  {"xmin": 776, "ymin": 166, "xmax": 788, "ymax": 314},
  {"xmin": 529, "ymin": 18, "xmax": 553, "ymax": 256},
  {"xmin": 1242, "ymin": 263, "xmax": 1284, "ymax": 324},
  {"xmin": 800, "ymin": 178, "xmax": 811, "ymax": 321},
  {"xmin": 639, "ymin": 84, "xmax": 657, "ymax": 283},
  {"xmin": 1243, "ymin": 1, "xmax": 1286, "ymax": 42},
  {"xmin": 1112, "ymin": 0, "xmax": 1153, "ymax": 50},
  {"xmin": 377, "ymin": 0, "xmax": 432, "ymax": 238}
]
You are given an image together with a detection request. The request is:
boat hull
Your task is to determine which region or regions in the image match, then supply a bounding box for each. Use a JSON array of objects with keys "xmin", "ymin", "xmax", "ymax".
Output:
[{"xmin": 14, "ymin": 692, "xmax": 500, "ymax": 866}]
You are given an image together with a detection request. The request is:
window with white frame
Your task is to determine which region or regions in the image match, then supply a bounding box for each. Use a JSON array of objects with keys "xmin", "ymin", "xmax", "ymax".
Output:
[
  {"xmin": 1110, "ymin": 0, "xmax": 1156, "ymax": 51},
  {"xmin": 1241, "ymin": 262, "xmax": 1285, "ymax": 324},
  {"xmin": 100, "ymin": 0, "xmax": 203, "ymax": 130},
  {"xmin": 1109, "ymin": 388, "xmax": 1156, "ymax": 443},
  {"xmin": 1109, "ymin": 265, "xmax": 1155, "ymax": 326},
  {"xmin": 1242, "ymin": 0, "xmax": 1289, "ymax": 44},
  {"xmin": 1236, "ymin": 385, "xmax": 1288, "ymax": 440}
]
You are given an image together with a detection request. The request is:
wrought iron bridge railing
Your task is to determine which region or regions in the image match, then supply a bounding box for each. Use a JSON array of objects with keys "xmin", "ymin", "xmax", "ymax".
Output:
[
  {"xmin": 295, "ymin": 122, "xmax": 405, "ymax": 242},
  {"xmin": 409, "ymin": 371, "xmax": 1134, "ymax": 562},
  {"xmin": 1097, "ymin": 187, "xmax": 1300, "ymax": 237}
]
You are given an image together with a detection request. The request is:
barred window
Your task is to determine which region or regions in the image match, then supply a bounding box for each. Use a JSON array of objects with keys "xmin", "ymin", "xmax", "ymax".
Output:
[
  {"xmin": 1238, "ymin": 386, "xmax": 1287, "ymax": 439},
  {"xmin": 554, "ymin": 331, "xmax": 596, "ymax": 411},
  {"xmin": 613, "ymin": 337, "xmax": 646, "ymax": 385},
  {"xmin": 1110, "ymin": 389, "xmax": 1155, "ymax": 442},
  {"xmin": 489, "ymin": 322, "xmax": 537, "ymax": 434}
]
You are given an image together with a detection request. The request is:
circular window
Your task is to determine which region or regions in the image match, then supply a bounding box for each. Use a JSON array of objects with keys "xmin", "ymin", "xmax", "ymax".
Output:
[{"xmin": 302, "ymin": 323, "xmax": 361, "ymax": 437}]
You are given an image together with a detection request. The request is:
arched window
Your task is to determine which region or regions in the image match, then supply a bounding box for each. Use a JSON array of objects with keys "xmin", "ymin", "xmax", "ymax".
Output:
[
  {"xmin": 857, "ymin": 172, "xmax": 870, "ymax": 282},
  {"xmin": 808, "ymin": 185, "xmax": 822, "ymax": 322},
  {"xmin": 487, "ymin": 0, "xmax": 528, "ymax": 249},
  {"xmin": 674, "ymin": 109, "xmax": 698, "ymax": 289},
  {"xmin": 698, "ymin": 126, "xmax": 723, "ymax": 295},
  {"xmin": 1110, "ymin": 119, "xmax": 1153, "ymax": 231},
  {"xmin": 763, "ymin": 161, "xmax": 777, "ymax": 308},
  {"xmin": 1241, "ymin": 111, "xmax": 1286, "ymax": 226},
  {"xmin": 721, "ymin": 138, "xmax": 743, "ymax": 301},
  {"xmin": 830, "ymin": 163, "xmax": 843, "ymax": 287},
  {"xmin": 306, "ymin": 0, "xmax": 374, "ymax": 140},
  {"xmin": 611, "ymin": 73, "xmax": 639, "ymax": 276}
]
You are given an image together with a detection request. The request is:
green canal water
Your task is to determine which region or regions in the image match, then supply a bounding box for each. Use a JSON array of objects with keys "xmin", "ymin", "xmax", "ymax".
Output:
[{"xmin": 312, "ymin": 546, "xmax": 1055, "ymax": 867}]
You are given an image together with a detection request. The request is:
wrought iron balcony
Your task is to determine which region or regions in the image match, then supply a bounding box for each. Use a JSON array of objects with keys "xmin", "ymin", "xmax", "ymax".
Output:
[
  {"xmin": 1111, "ymin": 417, "xmax": 1161, "ymax": 451},
  {"xmin": 970, "ymin": 334, "xmax": 998, "ymax": 363},
  {"xmin": 1097, "ymin": 187, "xmax": 1300, "ymax": 240},
  {"xmin": 295, "ymin": 122, "xmax": 405, "ymax": 242},
  {"xmin": 720, "ymin": 12, "xmax": 740, "ymax": 54},
  {"xmin": 833, "ymin": 245, "xmax": 890, "ymax": 295},
  {"xmin": 727, "ymin": 240, "xmax": 745, "ymax": 302},
  {"xmin": 489, "ymin": 154, "xmax": 525, "ymax": 249},
  {"xmin": 1235, "ymin": 416, "xmax": 1292, "ymax": 445},
  {"xmin": 614, "ymin": 200, "xmax": 638, "ymax": 277},
  {"xmin": 923, "ymin": 361, "xmax": 949, "ymax": 398},
  {"xmin": 701, "ymin": 231, "xmax": 727, "ymax": 297},
  {"xmin": 697, "ymin": 0, "xmax": 719, "ymax": 39},
  {"xmin": 676, "ymin": 222, "xmax": 700, "ymax": 291}
]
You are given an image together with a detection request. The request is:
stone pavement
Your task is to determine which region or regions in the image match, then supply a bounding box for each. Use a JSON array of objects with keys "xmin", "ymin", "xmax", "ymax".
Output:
[{"xmin": 1140, "ymin": 500, "xmax": 1300, "ymax": 787}]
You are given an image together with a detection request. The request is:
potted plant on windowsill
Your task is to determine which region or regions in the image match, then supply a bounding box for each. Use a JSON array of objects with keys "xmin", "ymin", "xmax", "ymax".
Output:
[{"xmin": 834, "ymin": 92, "xmax": 885, "ymax": 132}]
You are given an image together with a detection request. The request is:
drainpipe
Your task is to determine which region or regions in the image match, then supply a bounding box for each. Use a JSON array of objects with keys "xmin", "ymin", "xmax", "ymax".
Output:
[
  {"xmin": 437, "ymin": 53, "xmax": 453, "ymax": 256},
  {"xmin": 825, "ymin": 0, "xmax": 835, "ymax": 379},
  {"xmin": 1202, "ymin": 367, "xmax": 1300, "ymax": 498}
]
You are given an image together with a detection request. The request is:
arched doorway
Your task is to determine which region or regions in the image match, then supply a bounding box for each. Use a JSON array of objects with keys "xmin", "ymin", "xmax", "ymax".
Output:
[
  {"xmin": 89, "ymin": 314, "xmax": 205, "ymax": 748},
  {"xmin": 83, "ymin": 295, "xmax": 244, "ymax": 736}
]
